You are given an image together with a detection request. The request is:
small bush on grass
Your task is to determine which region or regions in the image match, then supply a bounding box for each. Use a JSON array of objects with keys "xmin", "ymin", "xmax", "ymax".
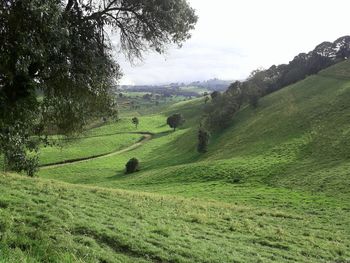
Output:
[{"xmin": 125, "ymin": 158, "xmax": 139, "ymax": 174}]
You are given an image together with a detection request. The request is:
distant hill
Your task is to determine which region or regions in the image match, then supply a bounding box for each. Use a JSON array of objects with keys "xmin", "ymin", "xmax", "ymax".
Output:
[
  {"xmin": 119, "ymin": 78, "xmax": 233, "ymax": 97},
  {"xmin": 187, "ymin": 78, "xmax": 233, "ymax": 91}
]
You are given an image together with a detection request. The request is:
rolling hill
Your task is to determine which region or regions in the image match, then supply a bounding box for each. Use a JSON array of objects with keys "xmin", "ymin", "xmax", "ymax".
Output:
[
  {"xmin": 39, "ymin": 60, "xmax": 350, "ymax": 198},
  {"xmin": 1, "ymin": 61, "xmax": 350, "ymax": 262}
]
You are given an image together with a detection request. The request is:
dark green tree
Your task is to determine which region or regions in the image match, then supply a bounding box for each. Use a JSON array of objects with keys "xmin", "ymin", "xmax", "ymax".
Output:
[
  {"xmin": 167, "ymin": 114, "xmax": 185, "ymax": 131},
  {"xmin": 203, "ymin": 84, "xmax": 243, "ymax": 131},
  {"xmin": 0, "ymin": 123, "xmax": 39, "ymax": 177},
  {"xmin": 125, "ymin": 158, "xmax": 139, "ymax": 174},
  {"xmin": 210, "ymin": 91, "xmax": 221, "ymax": 100},
  {"xmin": 197, "ymin": 128, "xmax": 210, "ymax": 153},
  {"xmin": 245, "ymin": 83, "xmax": 260, "ymax": 108},
  {"xmin": 248, "ymin": 93, "xmax": 259, "ymax": 108},
  {"xmin": 0, "ymin": 0, "xmax": 197, "ymax": 175},
  {"xmin": 132, "ymin": 117, "xmax": 139, "ymax": 129}
]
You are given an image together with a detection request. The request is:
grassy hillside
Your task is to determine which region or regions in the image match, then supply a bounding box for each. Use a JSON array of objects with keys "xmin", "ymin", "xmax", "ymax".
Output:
[
  {"xmin": 205, "ymin": 61, "xmax": 350, "ymax": 195},
  {"xmin": 39, "ymin": 61, "xmax": 350, "ymax": 198}
]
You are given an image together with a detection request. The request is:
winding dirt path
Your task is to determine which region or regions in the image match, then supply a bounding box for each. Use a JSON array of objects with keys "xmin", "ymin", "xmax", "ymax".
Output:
[{"xmin": 40, "ymin": 132, "xmax": 153, "ymax": 170}]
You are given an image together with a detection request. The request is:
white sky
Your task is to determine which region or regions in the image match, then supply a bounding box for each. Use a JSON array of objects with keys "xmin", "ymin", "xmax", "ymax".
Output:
[{"xmin": 114, "ymin": 0, "xmax": 350, "ymax": 85}]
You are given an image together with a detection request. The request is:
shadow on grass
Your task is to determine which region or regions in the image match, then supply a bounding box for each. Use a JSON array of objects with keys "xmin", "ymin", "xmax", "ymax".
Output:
[{"xmin": 153, "ymin": 130, "xmax": 173, "ymax": 139}]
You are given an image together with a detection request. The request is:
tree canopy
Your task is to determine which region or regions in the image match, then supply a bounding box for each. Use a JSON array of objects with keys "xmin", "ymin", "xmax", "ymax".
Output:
[
  {"xmin": 0, "ymin": 0, "xmax": 197, "ymax": 175},
  {"xmin": 167, "ymin": 113, "xmax": 185, "ymax": 131}
]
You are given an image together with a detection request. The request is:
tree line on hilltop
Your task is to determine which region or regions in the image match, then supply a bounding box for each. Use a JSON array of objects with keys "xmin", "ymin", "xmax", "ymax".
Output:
[{"xmin": 196, "ymin": 36, "xmax": 350, "ymax": 153}]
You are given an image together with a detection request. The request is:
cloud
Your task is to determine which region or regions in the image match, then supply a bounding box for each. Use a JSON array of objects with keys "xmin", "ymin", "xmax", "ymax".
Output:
[{"xmin": 113, "ymin": 0, "xmax": 350, "ymax": 85}]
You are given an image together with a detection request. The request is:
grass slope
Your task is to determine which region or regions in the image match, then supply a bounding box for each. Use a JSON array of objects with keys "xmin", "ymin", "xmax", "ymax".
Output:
[
  {"xmin": 205, "ymin": 61, "xmax": 350, "ymax": 196},
  {"xmin": 0, "ymin": 173, "xmax": 349, "ymax": 263}
]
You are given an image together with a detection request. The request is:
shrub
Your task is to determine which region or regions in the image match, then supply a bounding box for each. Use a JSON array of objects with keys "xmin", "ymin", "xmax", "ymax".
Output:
[
  {"xmin": 125, "ymin": 158, "xmax": 139, "ymax": 174},
  {"xmin": 210, "ymin": 91, "xmax": 221, "ymax": 100}
]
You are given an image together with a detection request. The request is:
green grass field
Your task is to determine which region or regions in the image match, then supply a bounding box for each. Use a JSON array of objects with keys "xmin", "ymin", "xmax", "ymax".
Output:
[
  {"xmin": 1, "ymin": 173, "xmax": 349, "ymax": 263},
  {"xmin": 1, "ymin": 61, "xmax": 350, "ymax": 262},
  {"xmin": 38, "ymin": 116, "xmax": 171, "ymax": 166},
  {"xmin": 40, "ymin": 133, "xmax": 142, "ymax": 166}
]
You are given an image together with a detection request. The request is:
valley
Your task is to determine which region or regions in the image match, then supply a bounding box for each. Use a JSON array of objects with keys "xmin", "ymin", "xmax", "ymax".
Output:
[{"xmin": 1, "ymin": 61, "xmax": 350, "ymax": 262}]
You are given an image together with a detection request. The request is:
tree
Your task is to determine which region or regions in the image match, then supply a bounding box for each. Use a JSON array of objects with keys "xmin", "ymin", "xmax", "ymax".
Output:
[
  {"xmin": 0, "ymin": 0, "xmax": 197, "ymax": 175},
  {"xmin": 248, "ymin": 94, "xmax": 259, "ymax": 108},
  {"xmin": 197, "ymin": 129, "xmax": 210, "ymax": 153},
  {"xmin": 245, "ymin": 81, "xmax": 261, "ymax": 109},
  {"xmin": 204, "ymin": 96, "xmax": 210, "ymax": 104},
  {"xmin": 125, "ymin": 158, "xmax": 139, "ymax": 174},
  {"xmin": 210, "ymin": 91, "xmax": 221, "ymax": 101},
  {"xmin": 203, "ymin": 84, "xmax": 243, "ymax": 131},
  {"xmin": 167, "ymin": 114, "xmax": 185, "ymax": 131},
  {"xmin": 143, "ymin": 93, "xmax": 152, "ymax": 101},
  {"xmin": 132, "ymin": 117, "xmax": 139, "ymax": 129},
  {"xmin": 0, "ymin": 123, "xmax": 39, "ymax": 177}
]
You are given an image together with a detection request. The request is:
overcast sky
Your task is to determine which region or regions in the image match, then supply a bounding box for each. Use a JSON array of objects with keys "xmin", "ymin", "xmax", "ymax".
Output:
[{"xmin": 113, "ymin": 0, "xmax": 350, "ymax": 85}]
